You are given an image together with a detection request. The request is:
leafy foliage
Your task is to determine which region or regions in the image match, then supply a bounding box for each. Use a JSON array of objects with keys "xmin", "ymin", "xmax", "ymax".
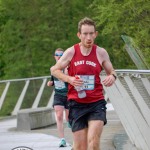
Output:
[
  {"xmin": 0, "ymin": 0, "xmax": 149, "ymax": 80},
  {"xmin": 90, "ymin": 0, "xmax": 150, "ymax": 69},
  {"xmin": 0, "ymin": 0, "xmax": 94, "ymax": 79}
]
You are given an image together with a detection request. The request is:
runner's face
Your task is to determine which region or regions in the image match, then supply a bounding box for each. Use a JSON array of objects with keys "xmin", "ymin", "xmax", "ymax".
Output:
[
  {"xmin": 78, "ymin": 25, "xmax": 97, "ymax": 48},
  {"xmin": 54, "ymin": 51, "xmax": 63, "ymax": 61}
]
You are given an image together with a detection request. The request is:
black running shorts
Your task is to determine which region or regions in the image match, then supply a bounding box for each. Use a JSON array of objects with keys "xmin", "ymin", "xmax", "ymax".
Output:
[
  {"xmin": 68, "ymin": 99, "xmax": 107, "ymax": 132},
  {"xmin": 53, "ymin": 94, "xmax": 69, "ymax": 109}
]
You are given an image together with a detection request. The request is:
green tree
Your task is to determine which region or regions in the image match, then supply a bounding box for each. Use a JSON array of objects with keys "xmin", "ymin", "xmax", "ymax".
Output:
[
  {"xmin": 91, "ymin": 0, "xmax": 150, "ymax": 69},
  {"xmin": 0, "ymin": 0, "xmax": 94, "ymax": 79}
]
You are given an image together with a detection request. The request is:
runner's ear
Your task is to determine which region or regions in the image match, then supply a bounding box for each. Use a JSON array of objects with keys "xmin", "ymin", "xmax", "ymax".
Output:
[{"xmin": 77, "ymin": 32, "xmax": 81, "ymax": 39}]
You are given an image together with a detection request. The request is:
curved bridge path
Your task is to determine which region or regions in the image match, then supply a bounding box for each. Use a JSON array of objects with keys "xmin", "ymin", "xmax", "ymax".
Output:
[{"xmin": 0, "ymin": 106, "xmax": 136, "ymax": 150}]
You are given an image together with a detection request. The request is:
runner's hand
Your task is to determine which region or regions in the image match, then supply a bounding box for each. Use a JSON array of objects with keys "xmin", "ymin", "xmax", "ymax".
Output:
[
  {"xmin": 102, "ymin": 75, "xmax": 115, "ymax": 87},
  {"xmin": 68, "ymin": 76, "xmax": 83, "ymax": 87},
  {"xmin": 47, "ymin": 81, "xmax": 53, "ymax": 86}
]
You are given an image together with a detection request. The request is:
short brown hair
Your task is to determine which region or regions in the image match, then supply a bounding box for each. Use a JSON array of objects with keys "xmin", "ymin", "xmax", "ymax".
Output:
[
  {"xmin": 55, "ymin": 48, "xmax": 64, "ymax": 52},
  {"xmin": 78, "ymin": 17, "xmax": 96, "ymax": 33}
]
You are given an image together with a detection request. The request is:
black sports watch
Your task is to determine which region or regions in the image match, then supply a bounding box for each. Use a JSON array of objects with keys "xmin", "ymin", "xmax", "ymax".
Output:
[{"xmin": 111, "ymin": 74, "xmax": 117, "ymax": 80}]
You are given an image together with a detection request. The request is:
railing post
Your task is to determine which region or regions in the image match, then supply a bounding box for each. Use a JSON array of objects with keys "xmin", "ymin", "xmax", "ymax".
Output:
[
  {"xmin": 0, "ymin": 82, "xmax": 10, "ymax": 110},
  {"xmin": 32, "ymin": 78, "xmax": 47, "ymax": 108},
  {"xmin": 141, "ymin": 78, "xmax": 150, "ymax": 96},
  {"xmin": 11, "ymin": 80, "xmax": 30, "ymax": 115},
  {"xmin": 47, "ymin": 90, "xmax": 55, "ymax": 108}
]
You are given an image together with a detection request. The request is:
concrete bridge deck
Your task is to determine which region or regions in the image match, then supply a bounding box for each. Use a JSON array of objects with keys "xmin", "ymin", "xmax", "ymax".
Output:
[{"xmin": 0, "ymin": 110, "xmax": 136, "ymax": 150}]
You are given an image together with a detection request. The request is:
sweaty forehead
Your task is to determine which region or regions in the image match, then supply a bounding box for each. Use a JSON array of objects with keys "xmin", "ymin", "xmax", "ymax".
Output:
[{"xmin": 80, "ymin": 25, "xmax": 95, "ymax": 33}]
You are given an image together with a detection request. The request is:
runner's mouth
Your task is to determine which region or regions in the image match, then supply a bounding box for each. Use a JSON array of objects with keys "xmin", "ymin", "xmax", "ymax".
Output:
[{"xmin": 87, "ymin": 41, "xmax": 92, "ymax": 44}]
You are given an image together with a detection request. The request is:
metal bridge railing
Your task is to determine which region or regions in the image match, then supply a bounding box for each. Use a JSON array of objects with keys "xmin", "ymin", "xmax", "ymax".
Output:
[
  {"xmin": 101, "ymin": 69, "xmax": 150, "ymax": 150},
  {"xmin": 0, "ymin": 76, "xmax": 53, "ymax": 115}
]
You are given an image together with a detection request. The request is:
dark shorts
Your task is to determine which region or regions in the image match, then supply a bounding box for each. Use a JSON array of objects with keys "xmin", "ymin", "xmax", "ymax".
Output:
[
  {"xmin": 53, "ymin": 94, "xmax": 69, "ymax": 109},
  {"xmin": 68, "ymin": 99, "xmax": 107, "ymax": 132}
]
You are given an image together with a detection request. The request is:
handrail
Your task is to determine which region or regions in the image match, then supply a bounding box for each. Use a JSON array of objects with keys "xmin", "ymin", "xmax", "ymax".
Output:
[
  {"xmin": 0, "ymin": 76, "xmax": 51, "ymax": 83},
  {"xmin": 115, "ymin": 69, "xmax": 150, "ymax": 74},
  {"xmin": 0, "ymin": 70, "xmax": 150, "ymax": 83}
]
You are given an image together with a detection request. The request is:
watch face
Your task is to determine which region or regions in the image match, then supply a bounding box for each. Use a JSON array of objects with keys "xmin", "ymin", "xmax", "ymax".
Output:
[{"xmin": 112, "ymin": 74, "xmax": 116, "ymax": 79}]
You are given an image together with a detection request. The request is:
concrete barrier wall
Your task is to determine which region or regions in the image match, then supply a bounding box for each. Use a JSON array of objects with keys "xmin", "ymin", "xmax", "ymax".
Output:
[{"xmin": 17, "ymin": 107, "xmax": 56, "ymax": 130}]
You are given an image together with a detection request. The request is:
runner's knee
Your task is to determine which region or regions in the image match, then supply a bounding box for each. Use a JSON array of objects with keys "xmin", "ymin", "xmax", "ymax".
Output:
[{"xmin": 88, "ymin": 134, "xmax": 100, "ymax": 150}]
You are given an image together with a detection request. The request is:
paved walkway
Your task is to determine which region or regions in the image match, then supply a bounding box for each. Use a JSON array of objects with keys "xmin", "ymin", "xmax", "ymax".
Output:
[
  {"xmin": 0, "ymin": 117, "xmax": 72, "ymax": 150},
  {"xmin": 0, "ymin": 108, "xmax": 134, "ymax": 150}
]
